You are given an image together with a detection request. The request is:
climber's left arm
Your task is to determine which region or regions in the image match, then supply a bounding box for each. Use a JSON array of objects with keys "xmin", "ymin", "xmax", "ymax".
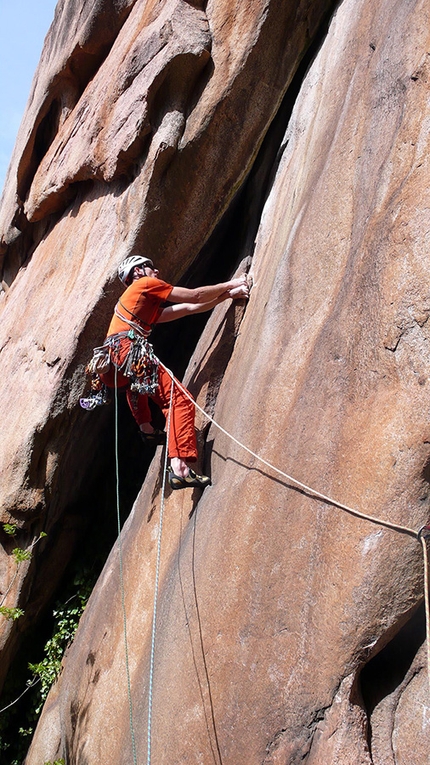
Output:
[
  {"xmin": 157, "ymin": 295, "xmax": 228, "ymax": 323},
  {"xmin": 157, "ymin": 284, "xmax": 248, "ymax": 324}
]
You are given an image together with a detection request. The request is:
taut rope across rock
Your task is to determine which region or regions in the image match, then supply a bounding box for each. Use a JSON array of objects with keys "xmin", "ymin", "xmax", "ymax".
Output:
[
  {"xmin": 159, "ymin": 363, "xmax": 430, "ymax": 693},
  {"xmin": 114, "ymin": 361, "xmax": 430, "ymax": 764}
]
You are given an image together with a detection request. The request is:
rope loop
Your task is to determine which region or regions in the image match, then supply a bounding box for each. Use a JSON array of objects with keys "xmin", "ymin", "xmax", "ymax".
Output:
[
  {"xmin": 114, "ymin": 365, "xmax": 138, "ymax": 765},
  {"xmin": 156, "ymin": 360, "xmax": 430, "ymax": 693},
  {"xmin": 112, "ymin": 355, "xmax": 430, "ymax": 765},
  {"xmin": 147, "ymin": 375, "xmax": 174, "ymax": 765},
  {"xmin": 418, "ymin": 524, "xmax": 430, "ymax": 542}
]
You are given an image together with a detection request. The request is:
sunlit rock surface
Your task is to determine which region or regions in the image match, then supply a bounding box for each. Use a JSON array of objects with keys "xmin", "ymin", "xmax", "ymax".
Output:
[
  {"xmin": 0, "ymin": 0, "xmax": 327, "ymax": 691},
  {"xmin": 0, "ymin": 0, "xmax": 429, "ymax": 762}
]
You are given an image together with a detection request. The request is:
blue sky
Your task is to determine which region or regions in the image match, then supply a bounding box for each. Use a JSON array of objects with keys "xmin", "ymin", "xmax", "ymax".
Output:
[{"xmin": 0, "ymin": 0, "xmax": 58, "ymax": 194}]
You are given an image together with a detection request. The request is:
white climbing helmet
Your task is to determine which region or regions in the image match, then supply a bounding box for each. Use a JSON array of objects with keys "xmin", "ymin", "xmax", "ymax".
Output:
[{"xmin": 117, "ymin": 255, "xmax": 154, "ymax": 285}]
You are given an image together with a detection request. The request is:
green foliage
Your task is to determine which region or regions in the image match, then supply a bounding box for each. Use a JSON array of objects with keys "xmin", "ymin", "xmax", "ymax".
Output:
[
  {"xmin": 0, "ymin": 532, "xmax": 50, "ymax": 633},
  {"xmin": 11, "ymin": 532, "xmax": 47, "ymax": 565},
  {"xmin": 0, "ymin": 606, "xmax": 24, "ymax": 621},
  {"xmin": 27, "ymin": 658, "xmax": 61, "ymax": 713},
  {"xmin": 12, "ymin": 547, "xmax": 32, "ymax": 563},
  {"xmin": 0, "ymin": 567, "xmax": 96, "ymax": 762},
  {"xmin": 28, "ymin": 572, "xmax": 93, "ymax": 714},
  {"xmin": 3, "ymin": 523, "xmax": 17, "ymax": 536},
  {"xmin": 44, "ymin": 760, "xmax": 65, "ymax": 765}
]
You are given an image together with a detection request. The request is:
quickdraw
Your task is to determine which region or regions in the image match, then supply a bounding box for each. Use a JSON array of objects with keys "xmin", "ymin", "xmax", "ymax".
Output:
[
  {"xmin": 79, "ymin": 330, "xmax": 159, "ymax": 411},
  {"xmin": 79, "ymin": 373, "xmax": 110, "ymax": 410},
  {"xmin": 122, "ymin": 332, "xmax": 159, "ymax": 396},
  {"xmin": 85, "ymin": 345, "xmax": 111, "ymax": 376}
]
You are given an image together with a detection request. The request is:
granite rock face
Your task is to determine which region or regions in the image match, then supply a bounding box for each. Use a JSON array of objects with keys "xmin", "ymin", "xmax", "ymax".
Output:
[
  {"xmin": 0, "ymin": 0, "xmax": 328, "ymax": 690},
  {"xmin": 0, "ymin": 0, "xmax": 429, "ymax": 762}
]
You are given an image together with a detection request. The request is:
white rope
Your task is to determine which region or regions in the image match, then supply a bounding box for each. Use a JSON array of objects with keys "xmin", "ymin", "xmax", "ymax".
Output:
[
  {"xmin": 147, "ymin": 376, "xmax": 174, "ymax": 765},
  {"xmin": 114, "ymin": 367, "xmax": 138, "ymax": 765},
  {"xmin": 158, "ymin": 362, "xmax": 417, "ymax": 538},
  {"xmin": 111, "ymin": 351, "xmax": 430, "ymax": 762},
  {"xmin": 157, "ymin": 361, "xmax": 430, "ymax": 692},
  {"xmin": 419, "ymin": 530, "xmax": 430, "ymax": 690}
]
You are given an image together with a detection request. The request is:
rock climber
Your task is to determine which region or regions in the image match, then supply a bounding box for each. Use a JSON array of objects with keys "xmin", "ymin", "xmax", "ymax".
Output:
[{"xmin": 98, "ymin": 255, "xmax": 249, "ymax": 490}]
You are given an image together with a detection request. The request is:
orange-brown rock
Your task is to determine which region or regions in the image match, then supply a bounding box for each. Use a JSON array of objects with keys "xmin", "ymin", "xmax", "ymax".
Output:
[
  {"xmin": 0, "ymin": 0, "xmax": 329, "ymax": 692},
  {"xmin": 0, "ymin": 0, "xmax": 429, "ymax": 762}
]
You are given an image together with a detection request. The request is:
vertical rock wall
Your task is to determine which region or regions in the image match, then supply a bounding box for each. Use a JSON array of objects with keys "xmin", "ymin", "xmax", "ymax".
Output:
[
  {"xmin": 0, "ymin": 0, "xmax": 429, "ymax": 762},
  {"xmin": 0, "ymin": 0, "xmax": 332, "ymax": 693}
]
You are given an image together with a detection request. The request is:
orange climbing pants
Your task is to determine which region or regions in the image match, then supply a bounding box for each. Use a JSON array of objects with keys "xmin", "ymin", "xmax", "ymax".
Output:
[{"xmin": 100, "ymin": 346, "xmax": 197, "ymax": 461}]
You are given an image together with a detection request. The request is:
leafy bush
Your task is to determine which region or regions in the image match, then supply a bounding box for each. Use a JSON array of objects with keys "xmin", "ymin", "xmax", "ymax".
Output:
[
  {"xmin": 3, "ymin": 524, "xmax": 18, "ymax": 536},
  {"xmin": 0, "ymin": 568, "xmax": 95, "ymax": 763},
  {"xmin": 28, "ymin": 574, "xmax": 92, "ymax": 713},
  {"xmin": 0, "ymin": 607, "xmax": 25, "ymax": 621}
]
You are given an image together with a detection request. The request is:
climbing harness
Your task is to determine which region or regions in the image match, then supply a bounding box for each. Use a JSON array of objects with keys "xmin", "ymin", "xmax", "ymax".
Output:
[
  {"xmin": 80, "ymin": 328, "xmax": 159, "ymax": 411},
  {"xmin": 122, "ymin": 333, "xmax": 159, "ymax": 395}
]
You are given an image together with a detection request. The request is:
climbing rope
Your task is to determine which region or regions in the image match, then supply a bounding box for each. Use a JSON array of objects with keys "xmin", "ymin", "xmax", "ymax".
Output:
[
  {"xmin": 158, "ymin": 362, "xmax": 430, "ymax": 685},
  {"xmin": 147, "ymin": 377, "xmax": 174, "ymax": 765},
  {"xmin": 158, "ymin": 362, "xmax": 418, "ymax": 537},
  {"xmin": 114, "ymin": 367, "xmax": 138, "ymax": 765},
  {"xmin": 419, "ymin": 526, "xmax": 430, "ymax": 690},
  {"xmin": 113, "ymin": 358, "xmax": 430, "ymax": 764}
]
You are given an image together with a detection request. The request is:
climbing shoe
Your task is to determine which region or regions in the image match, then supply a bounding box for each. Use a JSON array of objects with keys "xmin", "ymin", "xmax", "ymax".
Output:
[
  {"xmin": 167, "ymin": 468, "xmax": 211, "ymax": 490},
  {"xmin": 140, "ymin": 429, "xmax": 166, "ymax": 446}
]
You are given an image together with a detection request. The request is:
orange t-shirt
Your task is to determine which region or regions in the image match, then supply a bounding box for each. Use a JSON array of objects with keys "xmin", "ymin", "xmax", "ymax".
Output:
[{"xmin": 106, "ymin": 276, "xmax": 173, "ymax": 336}]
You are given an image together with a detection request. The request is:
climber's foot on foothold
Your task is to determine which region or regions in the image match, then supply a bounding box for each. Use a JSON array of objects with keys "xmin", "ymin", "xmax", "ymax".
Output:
[{"xmin": 167, "ymin": 468, "xmax": 211, "ymax": 490}]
